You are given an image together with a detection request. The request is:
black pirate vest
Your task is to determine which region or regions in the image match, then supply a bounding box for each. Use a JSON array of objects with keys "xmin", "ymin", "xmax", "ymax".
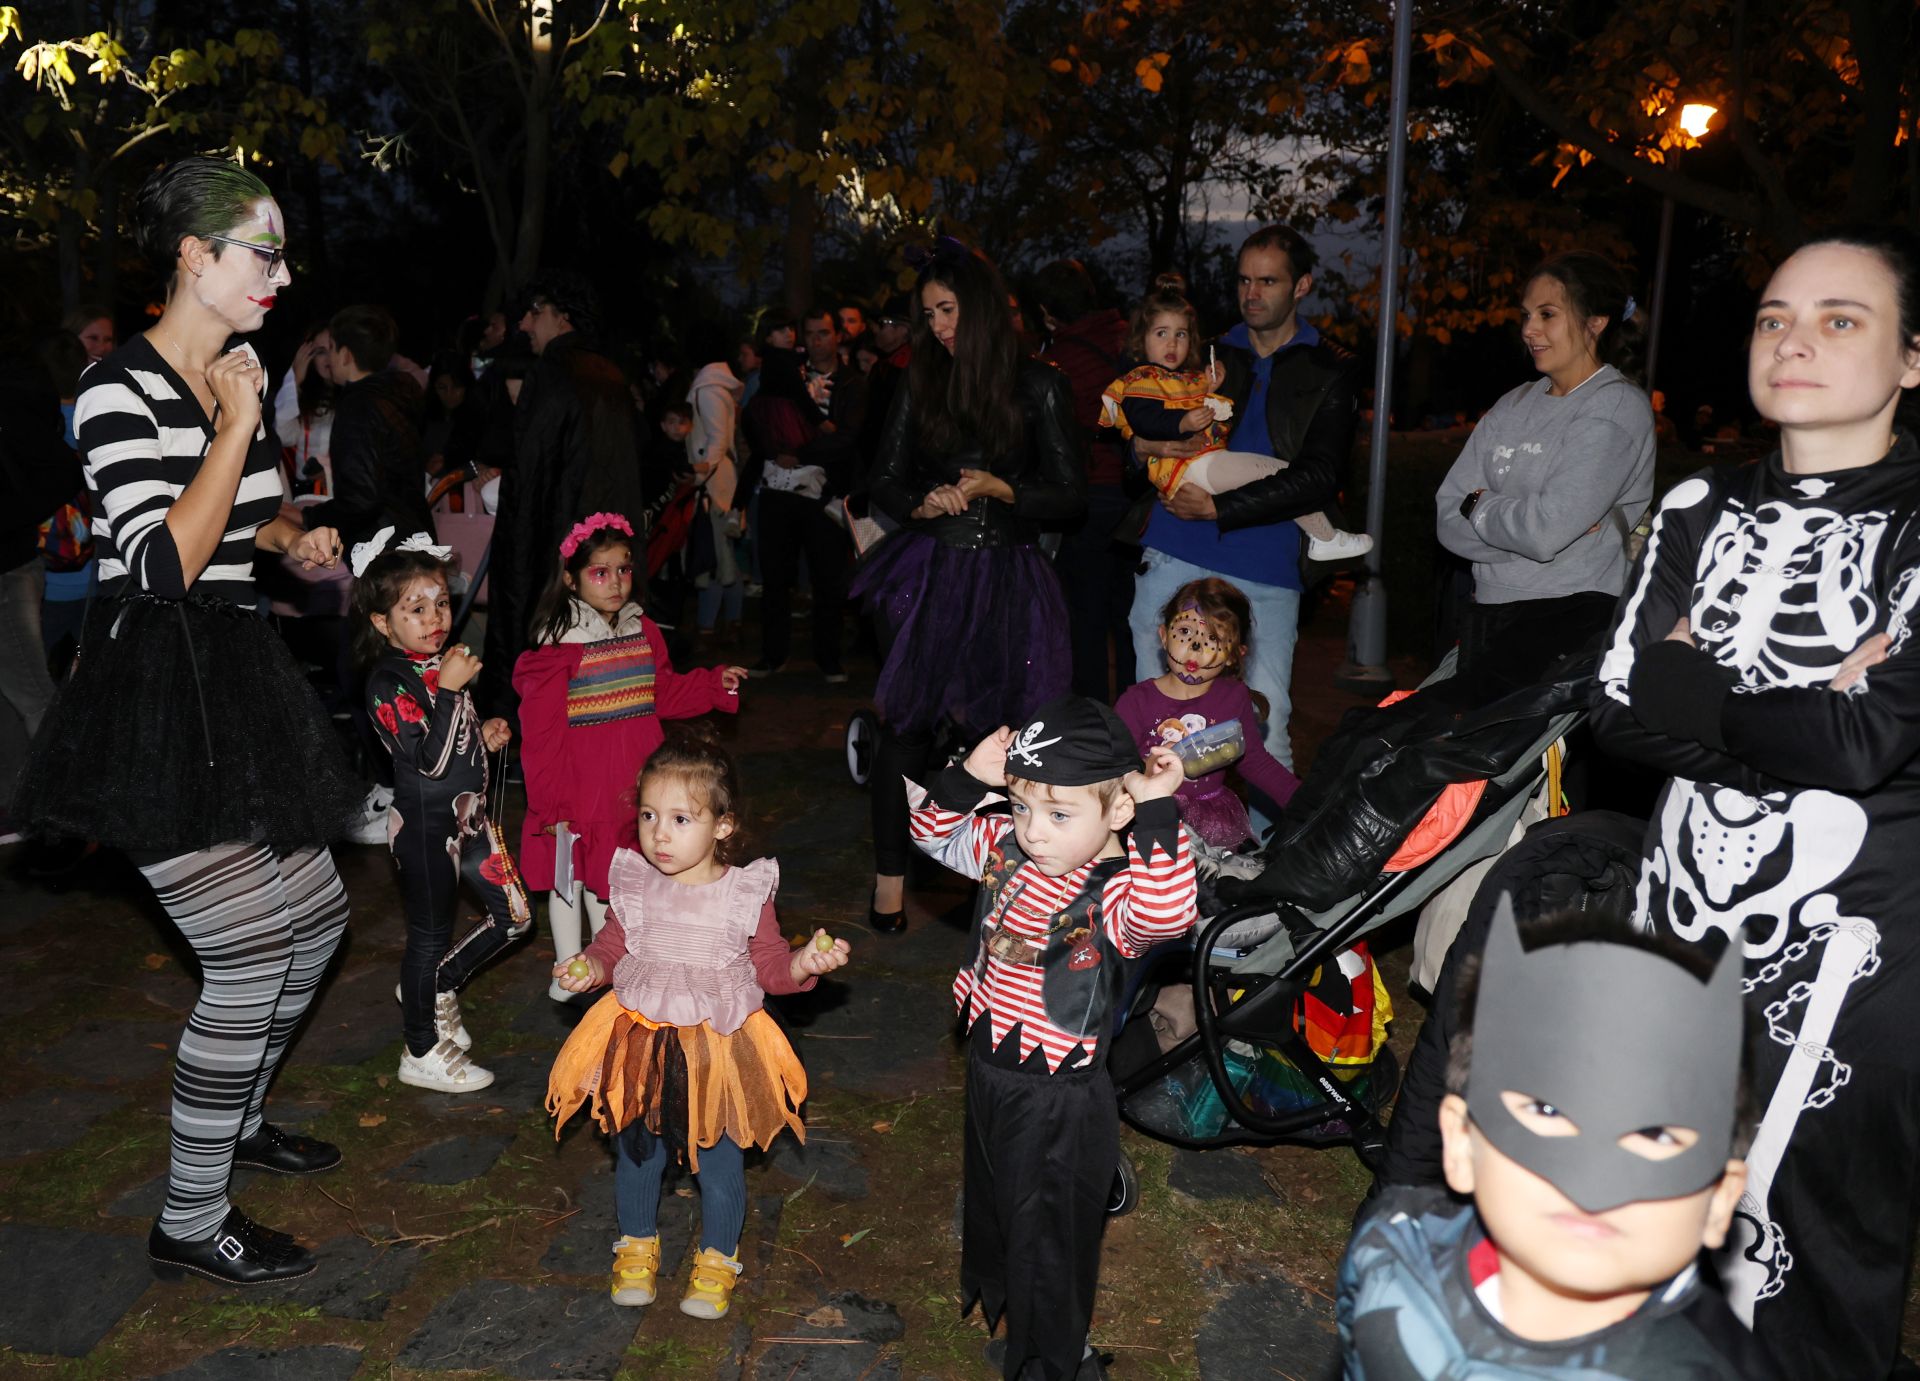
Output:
[{"xmin": 969, "ymin": 833, "xmax": 1129, "ymax": 1058}]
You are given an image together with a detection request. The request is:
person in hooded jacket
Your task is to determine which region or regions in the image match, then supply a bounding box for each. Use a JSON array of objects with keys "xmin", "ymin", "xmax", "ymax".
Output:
[{"xmin": 479, "ymin": 272, "xmax": 651, "ymax": 722}]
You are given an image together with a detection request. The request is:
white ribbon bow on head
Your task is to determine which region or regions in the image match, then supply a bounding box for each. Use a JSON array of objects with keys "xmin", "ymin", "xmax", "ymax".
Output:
[
  {"xmin": 348, "ymin": 528, "xmax": 452, "ymax": 578},
  {"xmin": 348, "ymin": 526, "xmax": 396, "ymax": 578},
  {"xmin": 394, "ymin": 531, "xmax": 453, "ymax": 561}
]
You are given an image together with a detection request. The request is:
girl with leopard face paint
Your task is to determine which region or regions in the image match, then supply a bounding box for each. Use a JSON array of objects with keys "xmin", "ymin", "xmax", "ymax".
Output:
[
  {"xmin": 1591, "ymin": 227, "xmax": 1920, "ymax": 1378},
  {"xmin": 1112, "ymin": 576, "xmax": 1300, "ymax": 850}
]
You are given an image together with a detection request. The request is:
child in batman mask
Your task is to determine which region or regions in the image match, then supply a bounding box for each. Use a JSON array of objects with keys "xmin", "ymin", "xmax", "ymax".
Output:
[{"xmin": 1337, "ymin": 904, "xmax": 1783, "ymax": 1379}]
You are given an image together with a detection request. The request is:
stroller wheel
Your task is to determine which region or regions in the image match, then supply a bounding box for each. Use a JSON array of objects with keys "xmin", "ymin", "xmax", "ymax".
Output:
[
  {"xmin": 1106, "ymin": 1149, "xmax": 1140, "ymax": 1218},
  {"xmin": 845, "ymin": 709, "xmax": 881, "ymax": 788}
]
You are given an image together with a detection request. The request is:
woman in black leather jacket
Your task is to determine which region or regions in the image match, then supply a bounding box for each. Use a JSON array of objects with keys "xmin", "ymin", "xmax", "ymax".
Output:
[{"xmin": 854, "ymin": 244, "xmax": 1087, "ymax": 930}]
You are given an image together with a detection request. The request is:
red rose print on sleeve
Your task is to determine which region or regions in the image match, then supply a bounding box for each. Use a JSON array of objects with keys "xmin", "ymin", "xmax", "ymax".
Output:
[
  {"xmin": 423, "ymin": 668, "xmax": 439, "ymax": 696},
  {"xmin": 395, "ymin": 694, "xmax": 426, "ymax": 723},
  {"xmin": 375, "ymin": 701, "xmax": 399, "ymax": 734}
]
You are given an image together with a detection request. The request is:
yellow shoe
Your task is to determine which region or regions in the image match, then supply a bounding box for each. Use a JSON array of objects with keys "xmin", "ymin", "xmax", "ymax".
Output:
[
  {"xmin": 678, "ymin": 1246, "xmax": 742, "ymax": 1319},
  {"xmin": 610, "ymin": 1234, "xmax": 660, "ymax": 1306}
]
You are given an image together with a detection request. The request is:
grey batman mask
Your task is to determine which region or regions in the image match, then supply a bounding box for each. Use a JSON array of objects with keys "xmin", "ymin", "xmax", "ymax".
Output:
[{"xmin": 1465, "ymin": 899, "xmax": 1743, "ymax": 1213}]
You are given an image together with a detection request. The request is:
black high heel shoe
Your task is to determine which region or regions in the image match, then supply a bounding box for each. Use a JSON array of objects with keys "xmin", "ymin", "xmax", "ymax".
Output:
[{"xmin": 868, "ymin": 891, "xmax": 907, "ymax": 934}]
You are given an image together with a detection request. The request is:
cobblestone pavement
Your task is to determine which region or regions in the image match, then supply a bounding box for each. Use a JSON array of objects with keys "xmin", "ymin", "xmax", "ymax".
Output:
[{"xmin": 0, "ymin": 593, "xmax": 1427, "ymax": 1380}]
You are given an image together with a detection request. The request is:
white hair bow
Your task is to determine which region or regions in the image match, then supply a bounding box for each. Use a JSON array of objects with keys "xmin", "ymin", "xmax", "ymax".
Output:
[{"xmin": 348, "ymin": 528, "xmax": 451, "ymax": 578}]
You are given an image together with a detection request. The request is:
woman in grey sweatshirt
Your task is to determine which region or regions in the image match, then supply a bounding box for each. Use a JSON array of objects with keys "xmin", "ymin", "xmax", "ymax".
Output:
[{"xmin": 1435, "ymin": 250, "xmax": 1656, "ymax": 697}]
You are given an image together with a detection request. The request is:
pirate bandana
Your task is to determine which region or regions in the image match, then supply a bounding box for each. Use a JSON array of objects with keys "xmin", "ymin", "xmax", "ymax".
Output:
[{"xmin": 1004, "ymin": 697, "xmax": 1142, "ymax": 786}]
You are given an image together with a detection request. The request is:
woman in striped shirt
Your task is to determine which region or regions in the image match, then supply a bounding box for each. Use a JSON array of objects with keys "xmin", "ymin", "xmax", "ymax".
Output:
[{"xmin": 13, "ymin": 158, "xmax": 363, "ymax": 1287}]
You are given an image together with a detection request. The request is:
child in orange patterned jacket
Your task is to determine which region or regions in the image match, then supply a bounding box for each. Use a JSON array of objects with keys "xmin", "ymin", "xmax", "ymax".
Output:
[
  {"xmin": 1101, "ymin": 281, "xmax": 1370, "ymax": 561},
  {"xmin": 513, "ymin": 513, "xmax": 747, "ymax": 1001}
]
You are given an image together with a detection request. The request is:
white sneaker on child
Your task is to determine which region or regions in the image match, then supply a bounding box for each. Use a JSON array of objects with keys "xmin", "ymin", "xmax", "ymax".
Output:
[
  {"xmin": 346, "ymin": 785, "xmax": 395, "ymax": 846},
  {"xmin": 393, "ymin": 983, "xmax": 473, "ymax": 1050},
  {"xmin": 398, "ymin": 1038, "xmax": 494, "ymax": 1093},
  {"xmin": 1307, "ymin": 529, "xmax": 1374, "ymax": 561}
]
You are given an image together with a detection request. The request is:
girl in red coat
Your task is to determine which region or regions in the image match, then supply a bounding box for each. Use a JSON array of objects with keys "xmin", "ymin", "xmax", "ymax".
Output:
[{"xmin": 513, "ymin": 513, "xmax": 747, "ymax": 1000}]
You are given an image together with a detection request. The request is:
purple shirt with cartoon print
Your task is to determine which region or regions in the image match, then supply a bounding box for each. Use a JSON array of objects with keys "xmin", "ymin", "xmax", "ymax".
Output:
[{"xmin": 1115, "ymin": 677, "xmax": 1300, "ymax": 849}]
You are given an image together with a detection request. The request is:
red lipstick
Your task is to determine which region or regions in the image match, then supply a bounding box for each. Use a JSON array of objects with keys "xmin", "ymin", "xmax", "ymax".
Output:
[{"xmin": 249, "ymin": 296, "xmax": 276, "ymax": 309}]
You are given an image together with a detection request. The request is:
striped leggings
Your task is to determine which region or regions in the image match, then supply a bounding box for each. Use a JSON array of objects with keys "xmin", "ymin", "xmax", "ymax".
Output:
[{"xmin": 132, "ymin": 843, "xmax": 350, "ymax": 1240}]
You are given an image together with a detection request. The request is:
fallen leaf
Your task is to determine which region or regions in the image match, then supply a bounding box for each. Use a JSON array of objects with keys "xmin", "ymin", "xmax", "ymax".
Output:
[
  {"xmin": 804, "ymin": 1304, "xmax": 847, "ymax": 1328},
  {"xmin": 147, "ymin": 1042, "xmax": 169, "ymax": 1051},
  {"xmin": 840, "ymin": 1228, "xmax": 871, "ymax": 1248},
  {"xmin": 143, "ymin": 953, "xmax": 168, "ymax": 970},
  {"xmin": 376, "ymin": 1075, "xmax": 390, "ymax": 1089},
  {"xmin": 871, "ymin": 1121, "xmax": 892, "ymax": 1133},
  {"xmin": 1145, "ymin": 1317, "xmax": 1163, "ymax": 1325},
  {"xmin": 358, "ymin": 1113, "xmax": 386, "ymax": 1128}
]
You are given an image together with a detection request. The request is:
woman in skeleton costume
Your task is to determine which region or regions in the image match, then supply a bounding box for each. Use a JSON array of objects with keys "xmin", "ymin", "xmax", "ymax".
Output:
[{"xmin": 1591, "ymin": 228, "xmax": 1920, "ymax": 1378}]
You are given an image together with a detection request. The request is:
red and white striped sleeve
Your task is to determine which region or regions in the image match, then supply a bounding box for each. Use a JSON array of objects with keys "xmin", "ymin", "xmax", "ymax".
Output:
[
  {"xmin": 908, "ymin": 765, "xmax": 1013, "ymax": 882},
  {"xmin": 1102, "ymin": 798, "xmax": 1198, "ymax": 956}
]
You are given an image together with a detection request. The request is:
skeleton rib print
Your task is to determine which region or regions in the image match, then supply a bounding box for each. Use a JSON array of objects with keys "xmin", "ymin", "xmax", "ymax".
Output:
[{"xmin": 1594, "ymin": 446, "xmax": 1920, "ymax": 1339}]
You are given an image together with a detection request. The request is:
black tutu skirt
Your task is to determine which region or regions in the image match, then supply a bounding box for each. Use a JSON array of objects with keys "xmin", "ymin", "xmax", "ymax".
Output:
[
  {"xmin": 12, "ymin": 594, "xmax": 363, "ymax": 853},
  {"xmin": 849, "ymin": 530, "xmax": 1070, "ymax": 736}
]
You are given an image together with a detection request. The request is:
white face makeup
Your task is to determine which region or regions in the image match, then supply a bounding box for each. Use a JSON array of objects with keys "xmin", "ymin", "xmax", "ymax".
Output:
[
  {"xmin": 373, "ymin": 573, "xmax": 452, "ymax": 657},
  {"xmin": 194, "ymin": 198, "xmax": 292, "ymax": 333}
]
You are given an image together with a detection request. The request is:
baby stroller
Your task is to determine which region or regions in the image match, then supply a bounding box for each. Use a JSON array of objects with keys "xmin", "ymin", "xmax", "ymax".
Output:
[{"xmin": 1101, "ymin": 649, "xmax": 1596, "ymax": 1212}]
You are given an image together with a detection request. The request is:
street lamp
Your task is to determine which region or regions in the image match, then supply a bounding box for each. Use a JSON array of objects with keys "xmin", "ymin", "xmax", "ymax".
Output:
[{"xmin": 1645, "ymin": 102, "xmax": 1716, "ymax": 398}]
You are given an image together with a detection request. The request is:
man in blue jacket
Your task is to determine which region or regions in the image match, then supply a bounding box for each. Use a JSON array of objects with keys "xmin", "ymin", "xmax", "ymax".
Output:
[{"xmin": 1128, "ymin": 225, "xmax": 1359, "ymax": 809}]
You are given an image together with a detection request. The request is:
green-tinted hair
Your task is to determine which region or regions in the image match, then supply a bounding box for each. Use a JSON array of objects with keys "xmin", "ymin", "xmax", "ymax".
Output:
[{"xmin": 131, "ymin": 156, "xmax": 274, "ymax": 268}]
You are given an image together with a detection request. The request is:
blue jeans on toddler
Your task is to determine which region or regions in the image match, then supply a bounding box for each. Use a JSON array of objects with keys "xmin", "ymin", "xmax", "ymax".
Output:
[{"xmin": 616, "ymin": 1123, "xmax": 747, "ymax": 1254}]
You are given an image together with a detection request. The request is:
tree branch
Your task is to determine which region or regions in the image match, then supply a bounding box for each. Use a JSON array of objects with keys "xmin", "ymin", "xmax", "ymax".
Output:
[{"xmin": 1477, "ymin": 38, "xmax": 1794, "ymax": 239}]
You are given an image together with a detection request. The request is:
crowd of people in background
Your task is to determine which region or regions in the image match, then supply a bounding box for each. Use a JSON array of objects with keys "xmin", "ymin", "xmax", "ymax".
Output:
[{"xmin": 6, "ymin": 150, "xmax": 1920, "ymax": 1381}]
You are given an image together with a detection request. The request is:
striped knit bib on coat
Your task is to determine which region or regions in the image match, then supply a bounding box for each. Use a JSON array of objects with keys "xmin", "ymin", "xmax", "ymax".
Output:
[{"xmin": 566, "ymin": 632, "xmax": 656, "ymax": 726}]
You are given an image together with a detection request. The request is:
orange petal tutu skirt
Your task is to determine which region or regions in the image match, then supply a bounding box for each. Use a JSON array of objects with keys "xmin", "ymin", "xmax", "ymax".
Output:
[{"xmin": 546, "ymin": 993, "xmax": 807, "ymax": 1171}]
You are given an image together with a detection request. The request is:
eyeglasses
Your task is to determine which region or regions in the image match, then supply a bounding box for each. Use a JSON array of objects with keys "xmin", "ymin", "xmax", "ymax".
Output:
[
  {"xmin": 208, "ymin": 235, "xmax": 286, "ymax": 275},
  {"xmin": 583, "ymin": 564, "xmax": 634, "ymax": 584}
]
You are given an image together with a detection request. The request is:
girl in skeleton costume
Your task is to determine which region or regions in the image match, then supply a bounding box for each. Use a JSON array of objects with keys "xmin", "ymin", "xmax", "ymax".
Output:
[
  {"xmin": 1590, "ymin": 229, "xmax": 1920, "ymax": 1379},
  {"xmin": 12, "ymin": 159, "xmax": 362, "ymax": 1286},
  {"xmin": 354, "ymin": 531, "xmax": 530, "ymax": 1094}
]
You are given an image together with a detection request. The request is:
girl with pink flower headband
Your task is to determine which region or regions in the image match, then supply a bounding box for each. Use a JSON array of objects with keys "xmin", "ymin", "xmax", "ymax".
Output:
[{"xmin": 513, "ymin": 512, "xmax": 749, "ymax": 1000}]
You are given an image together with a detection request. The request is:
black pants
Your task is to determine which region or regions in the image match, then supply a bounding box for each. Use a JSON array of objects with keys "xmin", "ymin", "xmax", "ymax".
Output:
[
  {"xmin": 1451, "ymin": 590, "xmax": 1618, "ymax": 702},
  {"xmin": 392, "ymin": 812, "xmax": 531, "ymax": 1055},
  {"xmin": 759, "ymin": 489, "xmax": 849, "ymax": 673},
  {"xmin": 964, "ymin": 1031, "xmax": 1117, "ymax": 1381},
  {"xmin": 1054, "ymin": 483, "xmax": 1137, "ymax": 701}
]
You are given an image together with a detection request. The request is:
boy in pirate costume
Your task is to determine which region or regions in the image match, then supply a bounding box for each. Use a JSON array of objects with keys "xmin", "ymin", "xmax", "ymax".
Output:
[
  {"xmin": 909, "ymin": 697, "xmax": 1196, "ymax": 1381},
  {"xmin": 1338, "ymin": 902, "xmax": 1782, "ymax": 1379}
]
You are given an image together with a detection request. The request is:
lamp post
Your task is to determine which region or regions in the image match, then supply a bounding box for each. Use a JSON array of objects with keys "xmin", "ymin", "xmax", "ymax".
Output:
[
  {"xmin": 1644, "ymin": 102, "xmax": 1715, "ymax": 398},
  {"xmin": 1337, "ymin": 0, "xmax": 1414, "ymax": 692}
]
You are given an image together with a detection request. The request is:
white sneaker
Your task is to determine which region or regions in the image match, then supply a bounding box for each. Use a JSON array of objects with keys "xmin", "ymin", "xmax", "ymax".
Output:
[
  {"xmin": 1307, "ymin": 529, "xmax": 1374, "ymax": 561},
  {"xmin": 346, "ymin": 785, "xmax": 395, "ymax": 846},
  {"xmin": 394, "ymin": 983, "xmax": 473, "ymax": 1050},
  {"xmin": 398, "ymin": 1038, "xmax": 494, "ymax": 1093}
]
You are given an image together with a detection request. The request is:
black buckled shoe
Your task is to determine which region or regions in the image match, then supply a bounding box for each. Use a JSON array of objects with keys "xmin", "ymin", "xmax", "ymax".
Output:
[
  {"xmin": 234, "ymin": 1123, "xmax": 342, "ymax": 1176},
  {"xmin": 149, "ymin": 1207, "xmax": 316, "ymax": 1285}
]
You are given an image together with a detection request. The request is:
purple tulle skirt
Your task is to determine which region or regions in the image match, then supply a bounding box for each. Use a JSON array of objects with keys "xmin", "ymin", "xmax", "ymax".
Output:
[
  {"xmin": 1178, "ymin": 781, "xmax": 1254, "ymax": 851},
  {"xmin": 851, "ymin": 531, "xmax": 1070, "ymax": 736}
]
